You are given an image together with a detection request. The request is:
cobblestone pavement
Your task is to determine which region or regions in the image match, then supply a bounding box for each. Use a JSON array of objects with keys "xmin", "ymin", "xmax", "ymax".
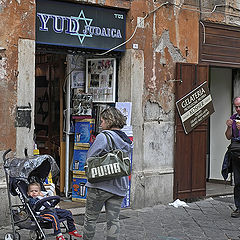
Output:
[{"xmin": 1, "ymin": 195, "xmax": 240, "ymax": 240}]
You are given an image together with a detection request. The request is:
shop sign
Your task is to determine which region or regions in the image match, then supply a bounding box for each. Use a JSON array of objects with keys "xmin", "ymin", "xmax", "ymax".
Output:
[
  {"xmin": 36, "ymin": 0, "xmax": 126, "ymax": 51},
  {"xmin": 176, "ymin": 81, "xmax": 215, "ymax": 134}
]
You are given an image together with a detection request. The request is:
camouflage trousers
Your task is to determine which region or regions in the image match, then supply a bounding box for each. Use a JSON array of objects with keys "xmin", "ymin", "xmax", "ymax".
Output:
[{"xmin": 83, "ymin": 188, "xmax": 124, "ymax": 240}]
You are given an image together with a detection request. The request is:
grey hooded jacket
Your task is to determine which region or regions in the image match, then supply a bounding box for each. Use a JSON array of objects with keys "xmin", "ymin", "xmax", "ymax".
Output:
[{"xmin": 85, "ymin": 130, "xmax": 132, "ymax": 197}]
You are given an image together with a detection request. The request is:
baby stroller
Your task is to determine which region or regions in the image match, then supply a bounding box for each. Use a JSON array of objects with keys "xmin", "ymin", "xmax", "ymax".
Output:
[{"xmin": 3, "ymin": 149, "xmax": 68, "ymax": 240}]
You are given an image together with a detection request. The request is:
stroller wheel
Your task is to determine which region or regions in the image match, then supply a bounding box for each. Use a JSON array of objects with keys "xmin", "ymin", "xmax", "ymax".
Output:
[
  {"xmin": 4, "ymin": 232, "xmax": 20, "ymax": 240},
  {"xmin": 29, "ymin": 231, "xmax": 37, "ymax": 240},
  {"xmin": 29, "ymin": 230, "xmax": 44, "ymax": 240}
]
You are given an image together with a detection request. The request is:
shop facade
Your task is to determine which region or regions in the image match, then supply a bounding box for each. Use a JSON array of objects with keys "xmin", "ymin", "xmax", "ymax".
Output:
[
  {"xmin": 1, "ymin": 0, "xmax": 240, "ymax": 226},
  {"xmin": 35, "ymin": 0, "xmax": 128, "ymax": 200}
]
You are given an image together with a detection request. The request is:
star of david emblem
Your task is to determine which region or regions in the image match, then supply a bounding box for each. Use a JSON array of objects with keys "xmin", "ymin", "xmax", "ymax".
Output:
[{"xmin": 71, "ymin": 10, "xmax": 93, "ymax": 44}]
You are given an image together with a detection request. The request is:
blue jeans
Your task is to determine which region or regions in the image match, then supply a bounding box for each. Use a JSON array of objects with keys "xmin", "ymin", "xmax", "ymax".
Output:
[{"xmin": 40, "ymin": 208, "xmax": 76, "ymax": 235}]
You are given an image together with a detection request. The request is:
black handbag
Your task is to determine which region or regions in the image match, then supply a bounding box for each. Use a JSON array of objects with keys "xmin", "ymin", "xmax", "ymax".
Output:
[
  {"xmin": 228, "ymin": 141, "xmax": 240, "ymax": 159},
  {"xmin": 84, "ymin": 132, "xmax": 131, "ymax": 183},
  {"xmin": 228, "ymin": 141, "xmax": 240, "ymax": 152}
]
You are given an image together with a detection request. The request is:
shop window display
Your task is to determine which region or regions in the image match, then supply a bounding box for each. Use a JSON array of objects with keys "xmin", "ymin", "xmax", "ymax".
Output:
[{"xmin": 85, "ymin": 58, "xmax": 116, "ymax": 103}]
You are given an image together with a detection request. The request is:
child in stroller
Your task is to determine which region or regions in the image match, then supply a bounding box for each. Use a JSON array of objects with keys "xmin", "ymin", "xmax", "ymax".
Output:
[
  {"xmin": 28, "ymin": 182, "xmax": 82, "ymax": 240},
  {"xmin": 3, "ymin": 149, "xmax": 81, "ymax": 240}
]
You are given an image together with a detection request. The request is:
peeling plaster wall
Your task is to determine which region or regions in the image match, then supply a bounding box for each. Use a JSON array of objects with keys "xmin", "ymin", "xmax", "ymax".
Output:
[
  {"xmin": 126, "ymin": 0, "xmax": 240, "ymax": 208},
  {"xmin": 16, "ymin": 39, "xmax": 35, "ymax": 158},
  {"xmin": 123, "ymin": 0, "xmax": 200, "ymax": 208},
  {"xmin": 118, "ymin": 50, "xmax": 145, "ymax": 208},
  {"xmin": 0, "ymin": 1, "xmax": 35, "ymax": 152},
  {"xmin": 71, "ymin": 0, "xmax": 131, "ymax": 9},
  {"xmin": 0, "ymin": 0, "xmax": 35, "ymax": 226},
  {"xmin": 201, "ymin": 0, "xmax": 240, "ymax": 27}
]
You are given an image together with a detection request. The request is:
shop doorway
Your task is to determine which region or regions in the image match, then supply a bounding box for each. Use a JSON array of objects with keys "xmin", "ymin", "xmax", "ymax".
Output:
[
  {"xmin": 174, "ymin": 65, "xmax": 235, "ymax": 199},
  {"xmin": 34, "ymin": 52, "xmax": 121, "ymax": 202},
  {"xmin": 35, "ymin": 53, "xmax": 66, "ymax": 194},
  {"xmin": 206, "ymin": 67, "xmax": 235, "ymax": 196},
  {"xmin": 198, "ymin": 21, "xmax": 240, "ymax": 197},
  {"xmin": 208, "ymin": 67, "xmax": 232, "ymax": 181}
]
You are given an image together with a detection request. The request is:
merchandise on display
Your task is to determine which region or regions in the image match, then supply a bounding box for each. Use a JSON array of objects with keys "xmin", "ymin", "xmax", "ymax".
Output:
[
  {"xmin": 68, "ymin": 56, "xmax": 133, "ymax": 207},
  {"xmin": 72, "ymin": 93, "xmax": 93, "ymax": 116},
  {"xmin": 72, "ymin": 174, "xmax": 88, "ymax": 202}
]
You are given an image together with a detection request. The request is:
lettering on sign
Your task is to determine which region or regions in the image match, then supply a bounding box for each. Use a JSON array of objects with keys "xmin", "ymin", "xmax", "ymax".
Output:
[
  {"xmin": 181, "ymin": 87, "xmax": 206, "ymax": 109},
  {"xmin": 37, "ymin": 10, "xmax": 123, "ymax": 45},
  {"xmin": 114, "ymin": 14, "xmax": 124, "ymax": 19},
  {"xmin": 36, "ymin": 0, "xmax": 126, "ymax": 50},
  {"xmin": 176, "ymin": 81, "xmax": 215, "ymax": 134}
]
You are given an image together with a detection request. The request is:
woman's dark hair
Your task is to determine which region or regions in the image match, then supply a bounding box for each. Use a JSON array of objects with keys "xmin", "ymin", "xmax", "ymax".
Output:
[{"xmin": 101, "ymin": 107, "xmax": 126, "ymax": 129}]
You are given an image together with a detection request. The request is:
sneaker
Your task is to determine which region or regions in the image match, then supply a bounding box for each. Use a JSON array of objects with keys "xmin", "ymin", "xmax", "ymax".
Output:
[
  {"xmin": 69, "ymin": 230, "xmax": 82, "ymax": 238},
  {"xmin": 231, "ymin": 209, "xmax": 240, "ymax": 218},
  {"xmin": 56, "ymin": 235, "xmax": 66, "ymax": 240}
]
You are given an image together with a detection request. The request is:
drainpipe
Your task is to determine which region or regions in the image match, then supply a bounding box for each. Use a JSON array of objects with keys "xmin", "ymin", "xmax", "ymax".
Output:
[{"xmin": 65, "ymin": 55, "xmax": 71, "ymax": 197}]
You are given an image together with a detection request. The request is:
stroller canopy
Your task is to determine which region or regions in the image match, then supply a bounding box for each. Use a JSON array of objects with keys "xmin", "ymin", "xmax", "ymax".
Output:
[{"xmin": 5, "ymin": 154, "xmax": 59, "ymax": 181}]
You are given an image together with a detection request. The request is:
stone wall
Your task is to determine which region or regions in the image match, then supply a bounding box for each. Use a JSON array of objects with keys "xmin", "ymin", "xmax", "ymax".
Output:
[
  {"xmin": 121, "ymin": 0, "xmax": 200, "ymax": 208},
  {"xmin": 0, "ymin": 0, "xmax": 35, "ymax": 226}
]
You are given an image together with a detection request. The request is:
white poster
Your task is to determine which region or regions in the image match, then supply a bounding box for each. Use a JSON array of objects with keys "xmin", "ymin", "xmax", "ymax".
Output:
[
  {"xmin": 116, "ymin": 102, "xmax": 132, "ymax": 126},
  {"xmin": 86, "ymin": 58, "xmax": 116, "ymax": 103},
  {"xmin": 71, "ymin": 70, "xmax": 85, "ymax": 89}
]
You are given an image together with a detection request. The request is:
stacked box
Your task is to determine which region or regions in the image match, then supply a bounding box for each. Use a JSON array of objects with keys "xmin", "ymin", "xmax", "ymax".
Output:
[
  {"xmin": 44, "ymin": 171, "xmax": 53, "ymax": 184},
  {"xmin": 74, "ymin": 119, "xmax": 95, "ymax": 147},
  {"xmin": 72, "ymin": 174, "xmax": 88, "ymax": 202},
  {"xmin": 72, "ymin": 119, "xmax": 95, "ymax": 202},
  {"xmin": 121, "ymin": 135, "xmax": 133, "ymax": 208},
  {"xmin": 72, "ymin": 146, "xmax": 89, "ymax": 174},
  {"xmin": 121, "ymin": 177, "xmax": 131, "ymax": 208}
]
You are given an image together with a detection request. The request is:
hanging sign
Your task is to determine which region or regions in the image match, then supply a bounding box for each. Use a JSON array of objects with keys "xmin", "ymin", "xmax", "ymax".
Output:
[
  {"xmin": 36, "ymin": 0, "xmax": 126, "ymax": 51},
  {"xmin": 176, "ymin": 81, "xmax": 215, "ymax": 134}
]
